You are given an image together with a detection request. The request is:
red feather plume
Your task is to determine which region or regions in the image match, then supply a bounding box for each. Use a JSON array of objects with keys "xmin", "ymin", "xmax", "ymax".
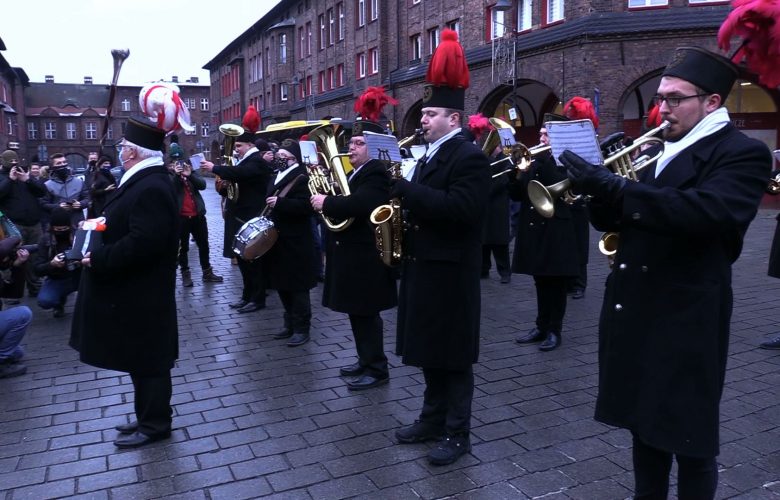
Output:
[
  {"xmin": 467, "ymin": 113, "xmax": 493, "ymax": 140},
  {"xmin": 354, "ymin": 86, "xmax": 399, "ymax": 122},
  {"xmin": 718, "ymin": 0, "xmax": 780, "ymax": 88},
  {"xmin": 563, "ymin": 97, "xmax": 599, "ymax": 129},
  {"xmin": 425, "ymin": 29, "xmax": 470, "ymax": 89},
  {"xmin": 646, "ymin": 103, "xmax": 662, "ymax": 129},
  {"xmin": 242, "ymin": 105, "xmax": 261, "ymax": 133}
]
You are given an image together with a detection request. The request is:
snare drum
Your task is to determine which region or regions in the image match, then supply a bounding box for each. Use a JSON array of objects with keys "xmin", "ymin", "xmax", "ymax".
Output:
[{"xmin": 232, "ymin": 216, "xmax": 278, "ymax": 260}]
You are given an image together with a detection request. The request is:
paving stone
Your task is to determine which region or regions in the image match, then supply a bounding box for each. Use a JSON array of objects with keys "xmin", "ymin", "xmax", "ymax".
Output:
[
  {"xmin": 305, "ymin": 474, "xmax": 377, "ymax": 500},
  {"xmin": 76, "ymin": 467, "xmax": 138, "ymax": 493},
  {"xmin": 409, "ymin": 470, "xmax": 477, "ymax": 499},
  {"xmin": 7, "ymin": 478, "xmax": 76, "ymax": 499},
  {"xmin": 208, "ymin": 477, "xmax": 273, "ymax": 500}
]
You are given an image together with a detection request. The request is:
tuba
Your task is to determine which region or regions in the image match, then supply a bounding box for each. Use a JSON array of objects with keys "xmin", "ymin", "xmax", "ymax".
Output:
[
  {"xmin": 217, "ymin": 123, "xmax": 243, "ymax": 202},
  {"xmin": 306, "ymin": 124, "xmax": 354, "ymax": 232},
  {"xmin": 370, "ymin": 160, "xmax": 404, "ymax": 267}
]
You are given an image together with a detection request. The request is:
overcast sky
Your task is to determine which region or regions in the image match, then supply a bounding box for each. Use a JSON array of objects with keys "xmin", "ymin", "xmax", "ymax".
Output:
[{"xmin": 2, "ymin": 0, "xmax": 278, "ymax": 86}]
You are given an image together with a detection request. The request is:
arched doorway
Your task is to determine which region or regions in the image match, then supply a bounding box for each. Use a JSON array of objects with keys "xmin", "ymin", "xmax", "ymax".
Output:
[
  {"xmin": 400, "ymin": 100, "xmax": 423, "ymax": 138},
  {"xmin": 479, "ymin": 80, "xmax": 560, "ymax": 146}
]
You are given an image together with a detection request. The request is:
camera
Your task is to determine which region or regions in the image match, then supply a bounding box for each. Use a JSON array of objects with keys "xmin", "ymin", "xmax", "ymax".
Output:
[{"xmin": 57, "ymin": 251, "xmax": 81, "ymax": 271}]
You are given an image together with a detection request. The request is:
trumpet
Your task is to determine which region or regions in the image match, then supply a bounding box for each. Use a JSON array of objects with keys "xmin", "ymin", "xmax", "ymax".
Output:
[
  {"xmin": 528, "ymin": 121, "xmax": 670, "ymax": 218},
  {"xmin": 491, "ymin": 143, "xmax": 551, "ymax": 178}
]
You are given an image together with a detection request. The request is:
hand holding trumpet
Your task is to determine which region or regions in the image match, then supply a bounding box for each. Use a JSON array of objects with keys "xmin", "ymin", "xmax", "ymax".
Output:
[{"xmin": 559, "ymin": 151, "xmax": 626, "ymax": 202}]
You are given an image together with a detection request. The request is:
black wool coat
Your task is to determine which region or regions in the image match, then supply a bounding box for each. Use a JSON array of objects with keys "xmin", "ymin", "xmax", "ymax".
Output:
[
  {"xmin": 588, "ymin": 124, "xmax": 771, "ymax": 458},
  {"xmin": 212, "ymin": 151, "xmax": 273, "ymax": 258},
  {"xmin": 70, "ymin": 164, "xmax": 180, "ymax": 375},
  {"xmin": 263, "ymin": 166, "xmax": 318, "ymax": 291},
  {"xmin": 395, "ymin": 135, "xmax": 490, "ymax": 370},
  {"xmin": 769, "ymin": 213, "xmax": 780, "ymax": 278},
  {"xmin": 482, "ymin": 153, "xmax": 511, "ymax": 246},
  {"xmin": 508, "ymin": 153, "xmax": 580, "ymax": 276},
  {"xmin": 321, "ymin": 159, "xmax": 397, "ymax": 315}
]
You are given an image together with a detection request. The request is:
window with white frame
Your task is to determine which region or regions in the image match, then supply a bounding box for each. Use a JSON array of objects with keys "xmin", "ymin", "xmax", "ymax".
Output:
[
  {"xmin": 328, "ymin": 8, "xmax": 335, "ymax": 45},
  {"xmin": 201, "ymin": 98, "xmax": 209, "ymax": 111},
  {"xmin": 279, "ymin": 34, "xmax": 287, "ymax": 63},
  {"xmin": 357, "ymin": 53, "xmax": 366, "ymax": 78},
  {"xmin": 280, "ymin": 83, "xmax": 288, "ymax": 101},
  {"xmin": 28, "ymin": 122, "xmax": 38, "ymax": 140},
  {"xmin": 201, "ymin": 122, "xmax": 210, "ymax": 137},
  {"xmin": 66, "ymin": 123, "xmax": 76, "ymax": 140},
  {"xmin": 546, "ymin": 0, "xmax": 564, "ymax": 23},
  {"xmin": 328, "ymin": 67, "xmax": 335, "ymax": 89},
  {"xmin": 411, "ymin": 34, "xmax": 422, "ymax": 61},
  {"xmin": 628, "ymin": 0, "xmax": 667, "ymax": 6},
  {"xmin": 306, "ymin": 22, "xmax": 313, "ymax": 55},
  {"xmin": 187, "ymin": 98, "xmax": 197, "ymax": 109},
  {"xmin": 337, "ymin": 64, "xmax": 345, "ymax": 86},
  {"xmin": 121, "ymin": 98, "xmax": 131, "ymax": 112},
  {"xmin": 107, "ymin": 126, "xmax": 113, "ymax": 140},
  {"xmin": 358, "ymin": 0, "xmax": 366, "ymax": 27},
  {"xmin": 428, "ymin": 28, "xmax": 439, "ymax": 54},
  {"xmin": 319, "ymin": 14, "xmax": 326, "ymax": 49},
  {"xmin": 338, "ymin": 3, "xmax": 345, "ymax": 40},
  {"xmin": 299, "ymin": 27, "xmax": 305, "ymax": 59},
  {"xmin": 6, "ymin": 117, "xmax": 12, "ymax": 136},
  {"xmin": 85, "ymin": 122, "xmax": 97, "ymax": 140},
  {"xmin": 491, "ymin": 7, "xmax": 506, "ymax": 38},
  {"xmin": 45, "ymin": 122, "xmax": 56, "ymax": 139},
  {"xmin": 370, "ymin": 0, "xmax": 378, "ymax": 20},
  {"xmin": 369, "ymin": 48, "xmax": 379, "ymax": 74},
  {"xmin": 446, "ymin": 19, "xmax": 460, "ymax": 36},
  {"xmin": 518, "ymin": 0, "xmax": 533, "ymax": 31}
]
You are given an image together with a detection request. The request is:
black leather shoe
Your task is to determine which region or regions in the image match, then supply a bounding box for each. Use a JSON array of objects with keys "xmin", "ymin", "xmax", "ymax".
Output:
[
  {"xmin": 346, "ymin": 374, "xmax": 388, "ymax": 391},
  {"xmin": 515, "ymin": 327, "xmax": 546, "ymax": 344},
  {"xmin": 113, "ymin": 430, "xmax": 171, "ymax": 448},
  {"xmin": 570, "ymin": 288, "xmax": 585, "ymax": 299},
  {"xmin": 539, "ymin": 332, "xmax": 561, "ymax": 351},
  {"xmin": 229, "ymin": 299, "xmax": 249, "ymax": 309},
  {"xmin": 339, "ymin": 361, "xmax": 364, "ymax": 377},
  {"xmin": 236, "ymin": 302, "xmax": 265, "ymax": 313},
  {"xmin": 500, "ymin": 275, "xmax": 511, "ymax": 284},
  {"xmin": 760, "ymin": 336, "xmax": 780, "ymax": 350},
  {"xmin": 287, "ymin": 333, "xmax": 310, "ymax": 347},
  {"xmin": 428, "ymin": 435, "xmax": 471, "ymax": 466},
  {"xmin": 273, "ymin": 329, "xmax": 293, "ymax": 340},
  {"xmin": 115, "ymin": 421, "xmax": 139, "ymax": 434},
  {"xmin": 395, "ymin": 421, "xmax": 445, "ymax": 444}
]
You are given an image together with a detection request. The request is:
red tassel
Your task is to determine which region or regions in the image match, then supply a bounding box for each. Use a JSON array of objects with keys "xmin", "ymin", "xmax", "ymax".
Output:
[
  {"xmin": 354, "ymin": 86, "xmax": 399, "ymax": 122},
  {"xmin": 425, "ymin": 29, "xmax": 470, "ymax": 89},
  {"xmin": 242, "ymin": 105, "xmax": 261, "ymax": 133},
  {"xmin": 646, "ymin": 103, "xmax": 661, "ymax": 129},
  {"xmin": 563, "ymin": 97, "xmax": 599, "ymax": 129},
  {"xmin": 467, "ymin": 113, "xmax": 493, "ymax": 140},
  {"xmin": 718, "ymin": 0, "xmax": 780, "ymax": 88}
]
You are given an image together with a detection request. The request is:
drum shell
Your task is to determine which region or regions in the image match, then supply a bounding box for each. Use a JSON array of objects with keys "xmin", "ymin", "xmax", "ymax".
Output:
[{"xmin": 233, "ymin": 217, "xmax": 278, "ymax": 260}]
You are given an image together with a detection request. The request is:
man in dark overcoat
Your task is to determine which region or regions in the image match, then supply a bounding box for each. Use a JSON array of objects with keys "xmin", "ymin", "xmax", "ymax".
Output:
[
  {"xmin": 510, "ymin": 120, "xmax": 580, "ymax": 352},
  {"xmin": 760, "ymin": 160, "xmax": 780, "ymax": 349},
  {"xmin": 264, "ymin": 139, "xmax": 317, "ymax": 347},
  {"xmin": 310, "ymin": 118, "xmax": 397, "ymax": 391},
  {"xmin": 201, "ymin": 133, "xmax": 273, "ymax": 312},
  {"xmin": 482, "ymin": 144, "xmax": 512, "ymax": 283},
  {"xmin": 70, "ymin": 119, "xmax": 180, "ymax": 449},
  {"xmin": 389, "ymin": 29, "xmax": 490, "ymax": 467},
  {"xmin": 560, "ymin": 47, "xmax": 771, "ymax": 498}
]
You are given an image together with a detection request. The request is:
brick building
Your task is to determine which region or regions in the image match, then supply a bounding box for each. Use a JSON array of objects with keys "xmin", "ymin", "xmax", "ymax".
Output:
[
  {"xmin": 203, "ymin": 0, "xmax": 779, "ymax": 155},
  {"xmin": 0, "ymin": 39, "xmax": 28, "ymax": 154}
]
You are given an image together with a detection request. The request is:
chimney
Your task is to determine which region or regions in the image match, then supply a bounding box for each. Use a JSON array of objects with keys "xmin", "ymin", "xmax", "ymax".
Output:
[
  {"xmin": 45, "ymin": 75, "xmax": 54, "ymax": 83},
  {"xmin": 84, "ymin": 76, "xmax": 93, "ymax": 84},
  {"xmin": 171, "ymin": 76, "xmax": 179, "ymax": 83},
  {"xmin": 190, "ymin": 76, "xmax": 199, "ymax": 84}
]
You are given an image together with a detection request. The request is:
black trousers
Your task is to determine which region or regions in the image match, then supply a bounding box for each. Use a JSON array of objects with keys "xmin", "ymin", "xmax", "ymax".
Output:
[
  {"xmin": 349, "ymin": 313, "xmax": 388, "ymax": 378},
  {"xmin": 178, "ymin": 215, "xmax": 211, "ymax": 271},
  {"xmin": 237, "ymin": 258, "xmax": 265, "ymax": 304},
  {"xmin": 632, "ymin": 434, "xmax": 718, "ymax": 500},
  {"xmin": 278, "ymin": 289, "xmax": 311, "ymax": 334},
  {"xmin": 130, "ymin": 370, "xmax": 173, "ymax": 436},
  {"xmin": 533, "ymin": 275, "xmax": 569, "ymax": 333},
  {"xmin": 420, "ymin": 366, "xmax": 474, "ymax": 436},
  {"xmin": 482, "ymin": 244, "xmax": 511, "ymax": 278}
]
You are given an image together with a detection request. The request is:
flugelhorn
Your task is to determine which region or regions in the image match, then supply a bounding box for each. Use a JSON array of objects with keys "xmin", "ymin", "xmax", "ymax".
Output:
[
  {"xmin": 528, "ymin": 121, "xmax": 671, "ymax": 218},
  {"xmin": 217, "ymin": 123, "xmax": 244, "ymax": 201}
]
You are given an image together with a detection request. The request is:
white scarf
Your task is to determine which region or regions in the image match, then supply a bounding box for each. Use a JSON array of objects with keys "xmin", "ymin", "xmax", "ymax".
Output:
[
  {"xmin": 654, "ymin": 107, "xmax": 730, "ymax": 178},
  {"xmin": 118, "ymin": 157, "xmax": 162, "ymax": 187}
]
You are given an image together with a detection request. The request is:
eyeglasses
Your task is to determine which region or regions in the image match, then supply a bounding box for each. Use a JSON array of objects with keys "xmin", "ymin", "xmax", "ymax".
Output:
[
  {"xmin": 348, "ymin": 140, "xmax": 367, "ymax": 147},
  {"xmin": 652, "ymin": 94, "xmax": 708, "ymax": 108}
]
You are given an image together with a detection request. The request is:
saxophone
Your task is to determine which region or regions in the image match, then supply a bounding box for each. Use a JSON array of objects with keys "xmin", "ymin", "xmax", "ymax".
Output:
[{"xmin": 370, "ymin": 160, "xmax": 403, "ymax": 267}]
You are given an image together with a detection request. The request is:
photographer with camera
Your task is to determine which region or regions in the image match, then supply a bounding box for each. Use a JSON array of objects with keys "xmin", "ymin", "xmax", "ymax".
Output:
[
  {"xmin": 0, "ymin": 235, "xmax": 32, "ymax": 378},
  {"xmin": 33, "ymin": 208, "xmax": 81, "ymax": 318},
  {"xmin": 41, "ymin": 153, "xmax": 89, "ymax": 228}
]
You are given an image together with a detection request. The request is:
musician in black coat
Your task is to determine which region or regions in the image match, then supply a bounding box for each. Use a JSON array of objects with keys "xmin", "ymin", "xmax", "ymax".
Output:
[
  {"xmin": 201, "ymin": 135, "xmax": 273, "ymax": 312},
  {"xmin": 70, "ymin": 119, "xmax": 180, "ymax": 449},
  {"xmin": 559, "ymin": 47, "xmax": 771, "ymax": 499},
  {"xmin": 311, "ymin": 120, "xmax": 398, "ymax": 391},
  {"xmin": 510, "ymin": 124, "xmax": 580, "ymax": 352},
  {"xmin": 264, "ymin": 140, "xmax": 318, "ymax": 347},
  {"xmin": 389, "ymin": 49, "xmax": 490, "ymax": 464},
  {"xmin": 482, "ymin": 145, "xmax": 512, "ymax": 283},
  {"xmin": 760, "ymin": 164, "xmax": 780, "ymax": 349}
]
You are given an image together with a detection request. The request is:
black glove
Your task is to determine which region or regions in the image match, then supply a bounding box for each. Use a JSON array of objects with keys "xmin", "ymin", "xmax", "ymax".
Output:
[
  {"xmin": 559, "ymin": 150, "xmax": 626, "ymax": 202},
  {"xmin": 390, "ymin": 178, "xmax": 411, "ymax": 199}
]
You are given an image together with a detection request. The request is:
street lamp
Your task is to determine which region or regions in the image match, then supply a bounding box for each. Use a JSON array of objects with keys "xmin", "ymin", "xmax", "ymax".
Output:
[{"xmin": 493, "ymin": 0, "xmax": 513, "ymax": 11}]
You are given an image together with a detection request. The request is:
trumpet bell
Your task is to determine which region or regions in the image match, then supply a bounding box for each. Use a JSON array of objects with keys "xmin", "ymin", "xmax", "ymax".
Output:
[
  {"xmin": 527, "ymin": 178, "xmax": 572, "ymax": 219},
  {"xmin": 219, "ymin": 123, "xmax": 244, "ymax": 137},
  {"xmin": 598, "ymin": 232, "xmax": 620, "ymax": 256}
]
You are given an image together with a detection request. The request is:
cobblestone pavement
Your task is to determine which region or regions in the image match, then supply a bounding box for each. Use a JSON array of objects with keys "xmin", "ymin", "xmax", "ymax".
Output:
[{"xmin": 1, "ymin": 179, "xmax": 779, "ymax": 499}]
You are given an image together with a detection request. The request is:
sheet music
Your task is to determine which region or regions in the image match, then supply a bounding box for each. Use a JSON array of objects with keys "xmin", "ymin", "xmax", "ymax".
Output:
[
  {"xmin": 364, "ymin": 131, "xmax": 403, "ymax": 162},
  {"xmin": 299, "ymin": 140, "xmax": 319, "ymax": 165},
  {"xmin": 545, "ymin": 119, "xmax": 604, "ymax": 166},
  {"xmin": 497, "ymin": 128, "xmax": 516, "ymax": 146}
]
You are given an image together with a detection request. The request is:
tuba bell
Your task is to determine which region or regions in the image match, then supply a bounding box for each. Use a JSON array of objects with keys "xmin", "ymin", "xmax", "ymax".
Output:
[
  {"xmin": 306, "ymin": 124, "xmax": 354, "ymax": 232},
  {"xmin": 217, "ymin": 123, "xmax": 244, "ymax": 202}
]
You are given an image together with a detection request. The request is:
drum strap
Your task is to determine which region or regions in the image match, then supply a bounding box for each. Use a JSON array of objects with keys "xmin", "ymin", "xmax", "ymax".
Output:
[{"xmin": 262, "ymin": 174, "xmax": 306, "ymax": 217}]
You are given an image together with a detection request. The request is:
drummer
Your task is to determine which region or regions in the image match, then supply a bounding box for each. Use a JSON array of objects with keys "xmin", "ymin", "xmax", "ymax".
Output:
[{"xmin": 200, "ymin": 107, "xmax": 273, "ymax": 313}]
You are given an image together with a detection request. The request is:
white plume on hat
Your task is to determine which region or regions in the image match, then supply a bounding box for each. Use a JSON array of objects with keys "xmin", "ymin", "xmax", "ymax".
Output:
[{"xmin": 139, "ymin": 82, "xmax": 194, "ymax": 134}]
